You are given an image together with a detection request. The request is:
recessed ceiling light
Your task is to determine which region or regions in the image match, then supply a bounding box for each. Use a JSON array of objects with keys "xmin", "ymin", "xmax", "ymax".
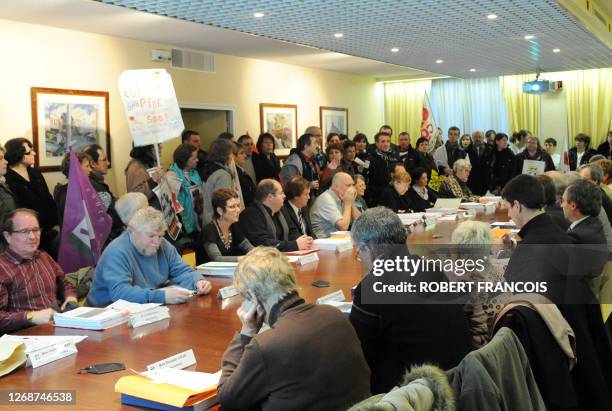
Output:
[
  {"xmin": 253, "ymin": 12, "xmax": 265, "ymax": 18},
  {"xmin": 391, "ymin": 47, "xmax": 399, "ymax": 53},
  {"xmin": 553, "ymin": 48, "xmax": 561, "ymax": 53},
  {"xmin": 436, "ymin": 59, "xmax": 444, "ymax": 64},
  {"xmin": 487, "ymin": 14, "xmax": 497, "ymax": 20},
  {"xmin": 470, "ymin": 68, "xmax": 477, "ymax": 72},
  {"xmin": 524, "ymin": 35, "xmax": 535, "ymax": 40},
  {"xmin": 334, "ymin": 33, "xmax": 344, "ymax": 38}
]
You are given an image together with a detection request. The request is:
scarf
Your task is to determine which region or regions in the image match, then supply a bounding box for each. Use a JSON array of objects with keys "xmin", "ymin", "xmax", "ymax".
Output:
[{"xmin": 169, "ymin": 163, "xmax": 202, "ymax": 234}]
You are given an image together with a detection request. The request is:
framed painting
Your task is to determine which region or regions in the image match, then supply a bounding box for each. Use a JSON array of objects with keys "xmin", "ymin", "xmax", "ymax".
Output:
[
  {"xmin": 320, "ymin": 106, "xmax": 348, "ymax": 148},
  {"xmin": 31, "ymin": 87, "xmax": 110, "ymax": 172},
  {"xmin": 259, "ymin": 103, "xmax": 298, "ymax": 157}
]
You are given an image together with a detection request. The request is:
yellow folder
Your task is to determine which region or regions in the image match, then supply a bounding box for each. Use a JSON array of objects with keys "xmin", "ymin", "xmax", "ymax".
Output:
[
  {"xmin": 0, "ymin": 341, "xmax": 26, "ymax": 378},
  {"xmin": 114, "ymin": 375, "xmax": 216, "ymax": 407}
]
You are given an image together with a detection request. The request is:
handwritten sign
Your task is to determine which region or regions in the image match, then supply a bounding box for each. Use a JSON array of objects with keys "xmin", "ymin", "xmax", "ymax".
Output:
[
  {"xmin": 522, "ymin": 160, "xmax": 545, "ymax": 176},
  {"xmin": 118, "ymin": 69, "xmax": 184, "ymax": 146}
]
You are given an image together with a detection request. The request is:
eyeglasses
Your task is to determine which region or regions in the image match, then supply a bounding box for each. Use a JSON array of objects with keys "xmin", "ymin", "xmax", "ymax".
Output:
[{"xmin": 11, "ymin": 228, "xmax": 41, "ymax": 236}]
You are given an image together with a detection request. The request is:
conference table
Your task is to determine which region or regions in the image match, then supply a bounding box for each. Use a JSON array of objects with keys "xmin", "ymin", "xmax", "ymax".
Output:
[{"xmin": 1, "ymin": 210, "xmax": 507, "ymax": 410}]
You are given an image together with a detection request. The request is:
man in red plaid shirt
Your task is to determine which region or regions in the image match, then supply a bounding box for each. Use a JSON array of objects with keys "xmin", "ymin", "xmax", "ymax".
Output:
[{"xmin": 0, "ymin": 208, "xmax": 77, "ymax": 334}]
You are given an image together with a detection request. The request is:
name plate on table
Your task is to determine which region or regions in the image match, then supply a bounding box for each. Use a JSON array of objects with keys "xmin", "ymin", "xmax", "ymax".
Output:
[
  {"xmin": 424, "ymin": 217, "xmax": 438, "ymax": 227},
  {"xmin": 294, "ymin": 252, "xmax": 319, "ymax": 265},
  {"xmin": 465, "ymin": 208, "xmax": 477, "ymax": 217},
  {"xmin": 218, "ymin": 285, "xmax": 239, "ymax": 300},
  {"xmin": 336, "ymin": 241, "xmax": 353, "ymax": 254},
  {"xmin": 128, "ymin": 307, "xmax": 170, "ymax": 329},
  {"xmin": 28, "ymin": 342, "xmax": 78, "ymax": 369},
  {"xmin": 317, "ymin": 290, "xmax": 346, "ymax": 305},
  {"xmin": 146, "ymin": 349, "xmax": 196, "ymax": 371}
]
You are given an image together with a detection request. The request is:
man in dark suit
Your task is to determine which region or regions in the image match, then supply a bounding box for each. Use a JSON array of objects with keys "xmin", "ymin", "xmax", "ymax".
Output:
[
  {"xmin": 465, "ymin": 130, "xmax": 494, "ymax": 195},
  {"xmin": 239, "ymin": 179, "xmax": 312, "ymax": 252},
  {"xmin": 281, "ymin": 176, "xmax": 314, "ymax": 239},
  {"xmin": 502, "ymin": 175, "xmax": 575, "ymax": 303},
  {"xmin": 561, "ymin": 180, "xmax": 607, "ymax": 282},
  {"xmin": 579, "ymin": 163, "xmax": 612, "ymax": 225},
  {"xmin": 364, "ymin": 132, "xmax": 398, "ymax": 206}
]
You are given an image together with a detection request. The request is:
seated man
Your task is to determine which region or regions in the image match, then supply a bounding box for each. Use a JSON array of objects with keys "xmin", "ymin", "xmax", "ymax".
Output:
[
  {"xmin": 281, "ymin": 176, "xmax": 315, "ymax": 239},
  {"xmin": 349, "ymin": 207, "xmax": 472, "ymax": 394},
  {"xmin": 310, "ymin": 172, "xmax": 360, "ymax": 238},
  {"xmin": 239, "ymin": 179, "xmax": 312, "ymax": 251},
  {"xmin": 217, "ymin": 247, "xmax": 370, "ymax": 409},
  {"xmin": 0, "ymin": 209, "xmax": 77, "ymax": 333},
  {"xmin": 87, "ymin": 207, "xmax": 212, "ymax": 307}
]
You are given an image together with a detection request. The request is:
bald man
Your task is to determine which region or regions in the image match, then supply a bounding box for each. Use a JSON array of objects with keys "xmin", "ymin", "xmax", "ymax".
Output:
[{"xmin": 310, "ymin": 172, "xmax": 361, "ymax": 238}]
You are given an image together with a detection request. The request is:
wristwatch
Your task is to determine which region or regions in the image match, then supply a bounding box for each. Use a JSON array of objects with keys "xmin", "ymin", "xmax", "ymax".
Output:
[{"xmin": 26, "ymin": 311, "xmax": 34, "ymax": 323}]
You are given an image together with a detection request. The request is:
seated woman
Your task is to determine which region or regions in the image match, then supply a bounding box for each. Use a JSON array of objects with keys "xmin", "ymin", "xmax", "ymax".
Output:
[
  {"xmin": 407, "ymin": 167, "xmax": 438, "ymax": 211},
  {"xmin": 438, "ymin": 159, "xmax": 480, "ymax": 202},
  {"xmin": 320, "ymin": 143, "xmax": 354, "ymax": 189},
  {"xmin": 201, "ymin": 189, "xmax": 253, "ymax": 262},
  {"xmin": 378, "ymin": 170, "xmax": 414, "ymax": 213},
  {"xmin": 354, "ymin": 174, "xmax": 368, "ymax": 214}
]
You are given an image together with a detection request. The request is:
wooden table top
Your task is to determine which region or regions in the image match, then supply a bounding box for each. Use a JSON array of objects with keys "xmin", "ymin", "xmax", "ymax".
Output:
[{"xmin": 1, "ymin": 210, "xmax": 508, "ymax": 410}]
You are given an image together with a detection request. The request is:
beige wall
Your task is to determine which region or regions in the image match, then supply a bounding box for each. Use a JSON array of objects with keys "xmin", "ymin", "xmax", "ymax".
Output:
[{"xmin": 0, "ymin": 18, "xmax": 381, "ymax": 194}]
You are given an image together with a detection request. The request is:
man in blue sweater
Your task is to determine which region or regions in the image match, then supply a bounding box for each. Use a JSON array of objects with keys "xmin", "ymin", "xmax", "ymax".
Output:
[{"xmin": 87, "ymin": 207, "xmax": 212, "ymax": 307}]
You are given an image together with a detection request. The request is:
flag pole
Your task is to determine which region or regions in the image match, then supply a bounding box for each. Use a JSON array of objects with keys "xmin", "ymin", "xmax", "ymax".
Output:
[{"xmin": 154, "ymin": 143, "xmax": 161, "ymax": 167}]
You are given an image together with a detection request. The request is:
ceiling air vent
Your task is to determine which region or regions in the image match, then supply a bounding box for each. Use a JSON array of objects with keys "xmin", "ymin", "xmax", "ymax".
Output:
[{"xmin": 171, "ymin": 49, "xmax": 215, "ymax": 73}]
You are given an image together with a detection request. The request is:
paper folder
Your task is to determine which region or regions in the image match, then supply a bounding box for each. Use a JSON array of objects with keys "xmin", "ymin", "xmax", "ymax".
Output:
[{"xmin": 115, "ymin": 375, "xmax": 217, "ymax": 408}]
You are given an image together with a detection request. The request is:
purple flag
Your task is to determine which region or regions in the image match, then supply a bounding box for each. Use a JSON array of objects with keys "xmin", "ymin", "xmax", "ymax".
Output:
[{"xmin": 58, "ymin": 150, "xmax": 112, "ymax": 273}]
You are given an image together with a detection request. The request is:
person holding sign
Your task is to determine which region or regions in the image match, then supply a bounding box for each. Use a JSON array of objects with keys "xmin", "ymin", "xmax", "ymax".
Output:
[
  {"xmin": 125, "ymin": 144, "xmax": 163, "ymax": 205},
  {"xmin": 87, "ymin": 207, "xmax": 212, "ymax": 307},
  {"xmin": 513, "ymin": 136, "xmax": 555, "ymax": 176}
]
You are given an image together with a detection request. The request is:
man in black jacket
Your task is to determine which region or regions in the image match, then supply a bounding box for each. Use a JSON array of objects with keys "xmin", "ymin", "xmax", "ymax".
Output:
[
  {"xmin": 465, "ymin": 130, "xmax": 494, "ymax": 195},
  {"xmin": 364, "ymin": 132, "xmax": 399, "ymax": 206},
  {"xmin": 239, "ymin": 179, "xmax": 312, "ymax": 251},
  {"xmin": 349, "ymin": 207, "xmax": 472, "ymax": 394},
  {"xmin": 280, "ymin": 176, "xmax": 314, "ymax": 239}
]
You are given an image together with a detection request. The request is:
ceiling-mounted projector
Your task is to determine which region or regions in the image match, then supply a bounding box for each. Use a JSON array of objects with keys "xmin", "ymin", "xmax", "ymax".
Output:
[{"xmin": 522, "ymin": 74, "xmax": 562, "ymax": 94}]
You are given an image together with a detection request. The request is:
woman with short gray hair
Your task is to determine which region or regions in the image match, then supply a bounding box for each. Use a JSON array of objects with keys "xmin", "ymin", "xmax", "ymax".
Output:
[
  {"xmin": 438, "ymin": 159, "xmax": 480, "ymax": 202},
  {"xmin": 217, "ymin": 246, "xmax": 370, "ymax": 410}
]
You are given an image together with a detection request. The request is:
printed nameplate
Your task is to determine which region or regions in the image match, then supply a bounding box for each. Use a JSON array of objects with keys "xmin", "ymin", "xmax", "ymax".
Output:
[
  {"xmin": 296, "ymin": 253, "xmax": 319, "ymax": 265},
  {"xmin": 218, "ymin": 285, "xmax": 239, "ymax": 300},
  {"xmin": 316, "ymin": 290, "xmax": 346, "ymax": 305},
  {"xmin": 336, "ymin": 242, "xmax": 353, "ymax": 254},
  {"xmin": 28, "ymin": 342, "xmax": 78, "ymax": 368},
  {"xmin": 146, "ymin": 349, "xmax": 196, "ymax": 371},
  {"xmin": 129, "ymin": 308, "xmax": 170, "ymax": 329}
]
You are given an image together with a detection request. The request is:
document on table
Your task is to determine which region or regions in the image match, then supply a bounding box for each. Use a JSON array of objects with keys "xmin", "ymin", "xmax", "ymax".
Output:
[{"xmin": 140, "ymin": 368, "xmax": 222, "ymax": 392}]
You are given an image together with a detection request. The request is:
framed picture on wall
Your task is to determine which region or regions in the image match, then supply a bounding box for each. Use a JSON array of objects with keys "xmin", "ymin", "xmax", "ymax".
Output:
[
  {"xmin": 259, "ymin": 103, "xmax": 298, "ymax": 157},
  {"xmin": 31, "ymin": 87, "xmax": 111, "ymax": 172},
  {"xmin": 320, "ymin": 106, "xmax": 348, "ymax": 147}
]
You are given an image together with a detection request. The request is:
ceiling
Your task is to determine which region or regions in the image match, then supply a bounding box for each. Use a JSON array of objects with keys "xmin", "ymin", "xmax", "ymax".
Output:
[{"xmin": 1, "ymin": 0, "xmax": 610, "ymax": 79}]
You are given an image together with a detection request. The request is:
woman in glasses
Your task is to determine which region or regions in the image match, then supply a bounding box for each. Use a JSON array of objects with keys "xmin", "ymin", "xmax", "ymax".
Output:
[{"xmin": 4, "ymin": 138, "xmax": 59, "ymax": 257}]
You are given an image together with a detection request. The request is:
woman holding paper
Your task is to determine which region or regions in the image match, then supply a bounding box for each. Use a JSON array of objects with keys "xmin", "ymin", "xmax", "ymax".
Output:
[
  {"xmin": 201, "ymin": 189, "xmax": 253, "ymax": 262},
  {"xmin": 512, "ymin": 136, "xmax": 555, "ymax": 177}
]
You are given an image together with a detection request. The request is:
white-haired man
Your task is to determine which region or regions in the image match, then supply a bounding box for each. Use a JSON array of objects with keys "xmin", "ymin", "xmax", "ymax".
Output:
[
  {"xmin": 87, "ymin": 207, "xmax": 212, "ymax": 307},
  {"xmin": 310, "ymin": 172, "xmax": 360, "ymax": 238},
  {"xmin": 217, "ymin": 247, "xmax": 370, "ymax": 409}
]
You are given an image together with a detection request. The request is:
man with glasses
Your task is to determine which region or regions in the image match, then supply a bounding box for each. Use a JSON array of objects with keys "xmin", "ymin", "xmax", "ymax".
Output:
[
  {"xmin": 239, "ymin": 179, "xmax": 313, "ymax": 251},
  {"xmin": 0, "ymin": 208, "xmax": 78, "ymax": 333}
]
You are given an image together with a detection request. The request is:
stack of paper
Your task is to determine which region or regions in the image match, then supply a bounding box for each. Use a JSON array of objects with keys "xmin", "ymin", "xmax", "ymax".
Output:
[
  {"xmin": 196, "ymin": 262, "xmax": 238, "ymax": 277},
  {"xmin": 425, "ymin": 207, "xmax": 457, "ymax": 216},
  {"xmin": 108, "ymin": 300, "xmax": 170, "ymax": 329},
  {"xmin": 53, "ymin": 307, "xmax": 127, "ymax": 330},
  {"xmin": 116, "ymin": 368, "xmax": 221, "ymax": 411},
  {"xmin": 313, "ymin": 237, "xmax": 352, "ymax": 253},
  {"xmin": 397, "ymin": 212, "xmax": 425, "ymax": 226},
  {"xmin": 0, "ymin": 335, "xmax": 86, "ymax": 368},
  {"xmin": 461, "ymin": 202, "xmax": 497, "ymax": 214}
]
